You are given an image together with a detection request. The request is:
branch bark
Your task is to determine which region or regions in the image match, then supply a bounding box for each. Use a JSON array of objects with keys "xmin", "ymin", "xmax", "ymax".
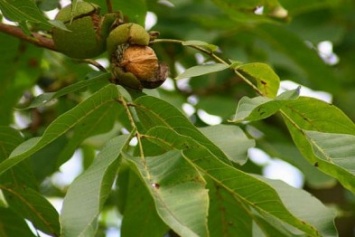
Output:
[{"xmin": 0, "ymin": 23, "xmax": 57, "ymax": 51}]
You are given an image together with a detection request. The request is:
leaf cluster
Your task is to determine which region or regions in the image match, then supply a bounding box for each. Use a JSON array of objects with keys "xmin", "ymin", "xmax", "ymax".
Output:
[{"xmin": 0, "ymin": 0, "xmax": 355, "ymax": 237}]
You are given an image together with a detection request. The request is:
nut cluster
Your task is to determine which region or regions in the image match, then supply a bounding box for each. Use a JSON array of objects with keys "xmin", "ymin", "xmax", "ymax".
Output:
[{"xmin": 52, "ymin": 3, "xmax": 168, "ymax": 90}]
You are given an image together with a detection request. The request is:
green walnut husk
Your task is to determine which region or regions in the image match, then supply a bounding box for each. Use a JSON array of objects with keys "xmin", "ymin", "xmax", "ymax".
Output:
[
  {"xmin": 52, "ymin": 2, "xmax": 106, "ymax": 59},
  {"xmin": 106, "ymin": 23, "xmax": 150, "ymax": 56}
]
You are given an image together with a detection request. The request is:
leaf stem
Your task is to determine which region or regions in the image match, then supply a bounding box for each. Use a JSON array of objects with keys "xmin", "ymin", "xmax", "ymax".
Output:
[
  {"xmin": 234, "ymin": 69, "xmax": 263, "ymax": 95},
  {"xmin": 152, "ymin": 38, "xmax": 263, "ymax": 95},
  {"xmin": 0, "ymin": 23, "xmax": 109, "ymax": 72},
  {"xmin": 117, "ymin": 96, "xmax": 145, "ymax": 159},
  {"xmin": 77, "ymin": 59, "xmax": 107, "ymax": 72},
  {"xmin": 105, "ymin": 0, "xmax": 113, "ymax": 13}
]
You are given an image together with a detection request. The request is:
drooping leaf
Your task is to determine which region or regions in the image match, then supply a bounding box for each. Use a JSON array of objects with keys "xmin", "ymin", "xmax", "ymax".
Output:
[
  {"xmin": 199, "ymin": 124, "xmax": 255, "ymax": 164},
  {"xmin": 143, "ymin": 126, "xmax": 329, "ymax": 236},
  {"xmin": 0, "ymin": 84, "xmax": 119, "ymax": 176},
  {"xmin": 256, "ymin": 176, "xmax": 337, "ymax": 236},
  {"xmin": 175, "ymin": 63, "xmax": 229, "ymax": 80},
  {"xmin": 1, "ymin": 186, "xmax": 60, "ymax": 236},
  {"xmin": 135, "ymin": 97, "xmax": 336, "ymax": 236},
  {"xmin": 60, "ymin": 134, "xmax": 130, "ymax": 237},
  {"xmin": 183, "ymin": 147, "xmax": 327, "ymax": 236},
  {"xmin": 281, "ymin": 97, "xmax": 355, "ymax": 192},
  {"xmin": 124, "ymin": 151, "xmax": 209, "ymax": 237},
  {"xmin": 236, "ymin": 63, "xmax": 281, "ymax": 98},
  {"xmin": 304, "ymin": 131, "xmax": 355, "ymax": 192},
  {"xmin": 232, "ymin": 88, "xmax": 299, "ymax": 122}
]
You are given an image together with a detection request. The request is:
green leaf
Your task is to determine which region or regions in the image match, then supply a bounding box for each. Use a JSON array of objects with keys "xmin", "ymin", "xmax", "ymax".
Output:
[
  {"xmin": 175, "ymin": 63, "xmax": 229, "ymax": 80},
  {"xmin": 0, "ymin": 127, "xmax": 24, "ymax": 159},
  {"xmin": 281, "ymin": 97, "xmax": 355, "ymax": 192},
  {"xmin": 182, "ymin": 40, "xmax": 219, "ymax": 52},
  {"xmin": 0, "ymin": 207, "xmax": 36, "ymax": 237},
  {"xmin": 143, "ymin": 126, "xmax": 327, "ymax": 236},
  {"xmin": 207, "ymin": 179, "xmax": 253, "ymax": 237},
  {"xmin": 305, "ymin": 131, "xmax": 355, "ymax": 192},
  {"xmin": 134, "ymin": 96, "xmax": 232, "ymax": 164},
  {"xmin": 60, "ymin": 134, "xmax": 130, "ymax": 237},
  {"xmin": 182, "ymin": 147, "xmax": 323, "ymax": 236},
  {"xmin": 0, "ymin": 0, "xmax": 51, "ymax": 27},
  {"xmin": 124, "ymin": 151, "xmax": 209, "ymax": 237},
  {"xmin": 19, "ymin": 72, "xmax": 111, "ymax": 109},
  {"xmin": 0, "ymin": 126, "xmax": 38, "ymax": 189},
  {"xmin": 0, "ymin": 186, "xmax": 60, "ymax": 236},
  {"xmin": 258, "ymin": 177, "xmax": 337, "ymax": 236},
  {"xmin": 236, "ymin": 63, "xmax": 281, "ymax": 98},
  {"xmin": 0, "ymin": 84, "xmax": 119, "ymax": 176},
  {"xmin": 29, "ymin": 136, "xmax": 68, "ymax": 182},
  {"xmin": 199, "ymin": 125, "xmax": 255, "ymax": 164},
  {"xmin": 55, "ymin": 96, "xmax": 119, "ymax": 167},
  {"xmin": 232, "ymin": 88, "xmax": 299, "ymax": 123},
  {"xmin": 121, "ymin": 168, "xmax": 169, "ymax": 237}
]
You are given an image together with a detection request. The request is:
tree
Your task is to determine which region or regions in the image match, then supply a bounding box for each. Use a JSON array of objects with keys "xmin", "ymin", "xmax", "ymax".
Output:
[{"xmin": 0, "ymin": 0, "xmax": 354, "ymax": 236}]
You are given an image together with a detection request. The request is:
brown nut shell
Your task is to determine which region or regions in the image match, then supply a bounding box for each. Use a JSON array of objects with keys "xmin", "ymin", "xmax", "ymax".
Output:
[{"xmin": 121, "ymin": 46, "xmax": 159, "ymax": 80}]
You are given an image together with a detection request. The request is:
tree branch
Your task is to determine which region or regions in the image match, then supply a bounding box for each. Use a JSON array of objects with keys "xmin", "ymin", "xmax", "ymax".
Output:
[{"xmin": 0, "ymin": 23, "xmax": 56, "ymax": 51}]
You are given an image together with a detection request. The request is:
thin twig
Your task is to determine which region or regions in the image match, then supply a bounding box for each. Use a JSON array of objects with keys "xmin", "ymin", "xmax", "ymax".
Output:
[
  {"xmin": 152, "ymin": 39, "xmax": 228, "ymax": 65},
  {"xmin": 118, "ymin": 96, "xmax": 145, "ymax": 159},
  {"xmin": 152, "ymin": 38, "xmax": 263, "ymax": 95},
  {"xmin": 0, "ymin": 23, "xmax": 56, "ymax": 51},
  {"xmin": 79, "ymin": 59, "xmax": 107, "ymax": 72},
  {"xmin": 106, "ymin": 0, "xmax": 113, "ymax": 13},
  {"xmin": 234, "ymin": 69, "xmax": 263, "ymax": 95},
  {"xmin": 0, "ymin": 23, "xmax": 108, "ymax": 70}
]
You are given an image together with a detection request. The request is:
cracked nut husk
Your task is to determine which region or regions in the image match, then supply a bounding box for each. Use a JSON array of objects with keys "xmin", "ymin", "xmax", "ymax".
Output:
[{"xmin": 112, "ymin": 45, "xmax": 168, "ymax": 89}]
